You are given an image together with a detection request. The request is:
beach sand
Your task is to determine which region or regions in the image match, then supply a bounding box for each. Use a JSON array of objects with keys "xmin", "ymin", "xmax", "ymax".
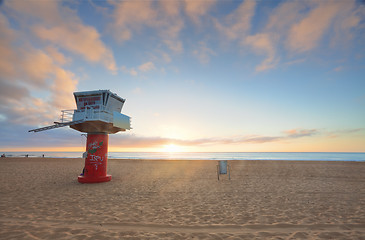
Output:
[{"xmin": 0, "ymin": 158, "xmax": 364, "ymax": 239}]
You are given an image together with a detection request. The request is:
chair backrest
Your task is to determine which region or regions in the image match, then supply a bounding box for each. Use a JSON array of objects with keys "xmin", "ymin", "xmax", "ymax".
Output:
[{"xmin": 218, "ymin": 160, "xmax": 228, "ymax": 174}]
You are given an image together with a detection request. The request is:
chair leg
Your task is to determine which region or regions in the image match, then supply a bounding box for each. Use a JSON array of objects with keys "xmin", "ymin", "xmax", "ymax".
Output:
[{"xmin": 217, "ymin": 165, "xmax": 220, "ymax": 180}]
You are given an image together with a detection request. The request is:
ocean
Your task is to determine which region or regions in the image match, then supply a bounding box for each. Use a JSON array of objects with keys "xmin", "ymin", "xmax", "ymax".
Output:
[{"xmin": 2, "ymin": 152, "xmax": 365, "ymax": 162}]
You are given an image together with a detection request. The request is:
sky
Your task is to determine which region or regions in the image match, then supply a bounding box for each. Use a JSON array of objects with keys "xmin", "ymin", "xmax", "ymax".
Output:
[{"xmin": 0, "ymin": 0, "xmax": 364, "ymax": 153}]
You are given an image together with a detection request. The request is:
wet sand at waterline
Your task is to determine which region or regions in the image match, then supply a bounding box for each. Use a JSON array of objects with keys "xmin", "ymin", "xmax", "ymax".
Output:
[{"xmin": 0, "ymin": 158, "xmax": 364, "ymax": 239}]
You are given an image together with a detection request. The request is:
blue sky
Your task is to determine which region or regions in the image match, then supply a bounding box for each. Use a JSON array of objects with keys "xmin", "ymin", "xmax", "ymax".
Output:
[{"xmin": 0, "ymin": 0, "xmax": 364, "ymax": 152}]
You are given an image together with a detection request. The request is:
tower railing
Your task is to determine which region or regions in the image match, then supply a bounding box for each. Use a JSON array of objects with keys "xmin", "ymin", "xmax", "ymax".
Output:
[
  {"xmin": 60, "ymin": 110, "xmax": 74, "ymax": 123},
  {"xmin": 60, "ymin": 105, "xmax": 113, "ymax": 123}
]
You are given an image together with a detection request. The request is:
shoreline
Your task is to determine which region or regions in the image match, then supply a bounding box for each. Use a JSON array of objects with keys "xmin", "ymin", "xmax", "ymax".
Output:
[
  {"xmin": 1, "ymin": 157, "xmax": 365, "ymax": 163},
  {"xmin": 2, "ymin": 152, "xmax": 365, "ymax": 162}
]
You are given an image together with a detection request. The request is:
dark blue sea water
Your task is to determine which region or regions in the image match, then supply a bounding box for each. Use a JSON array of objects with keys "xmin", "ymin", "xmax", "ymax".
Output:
[{"xmin": 2, "ymin": 152, "xmax": 365, "ymax": 162}]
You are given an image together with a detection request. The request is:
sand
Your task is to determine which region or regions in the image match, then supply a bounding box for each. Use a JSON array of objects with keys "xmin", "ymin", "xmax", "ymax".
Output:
[{"xmin": 0, "ymin": 158, "xmax": 364, "ymax": 239}]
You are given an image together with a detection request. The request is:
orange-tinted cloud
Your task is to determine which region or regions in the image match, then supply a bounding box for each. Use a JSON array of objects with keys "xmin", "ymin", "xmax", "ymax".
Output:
[
  {"xmin": 110, "ymin": 0, "xmax": 217, "ymax": 54},
  {"xmin": 192, "ymin": 41, "xmax": 216, "ymax": 64},
  {"xmin": 121, "ymin": 61, "xmax": 156, "ymax": 76},
  {"xmin": 245, "ymin": 33, "xmax": 278, "ymax": 72},
  {"xmin": 214, "ymin": 0, "xmax": 256, "ymax": 41},
  {"xmin": 222, "ymin": 0, "xmax": 364, "ymax": 71},
  {"xmin": 287, "ymin": 0, "xmax": 361, "ymax": 53},
  {"xmin": 5, "ymin": 0, "xmax": 117, "ymax": 73},
  {"xmin": 111, "ymin": 128, "xmax": 322, "ymax": 148},
  {"xmin": 110, "ymin": 0, "xmax": 184, "ymax": 53},
  {"xmin": 45, "ymin": 46, "xmax": 70, "ymax": 65},
  {"xmin": 138, "ymin": 62, "xmax": 156, "ymax": 72},
  {"xmin": 283, "ymin": 129, "xmax": 319, "ymax": 138},
  {"xmin": 0, "ymin": 12, "xmax": 17, "ymax": 78},
  {"xmin": 184, "ymin": 0, "xmax": 216, "ymax": 25},
  {"xmin": 0, "ymin": 11, "xmax": 78, "ymax": 126}
]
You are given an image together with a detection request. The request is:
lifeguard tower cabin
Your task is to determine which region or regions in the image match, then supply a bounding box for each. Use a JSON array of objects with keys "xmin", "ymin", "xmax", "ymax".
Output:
[{"xmin": 29, "ymin": 90, "xmax": 131, "ymax": 183}]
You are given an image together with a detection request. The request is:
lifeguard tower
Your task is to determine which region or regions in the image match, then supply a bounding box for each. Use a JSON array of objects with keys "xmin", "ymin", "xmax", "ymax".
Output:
[{"xmin": 29, "ymin": 90, "xmax": 131, "ymax": 183}]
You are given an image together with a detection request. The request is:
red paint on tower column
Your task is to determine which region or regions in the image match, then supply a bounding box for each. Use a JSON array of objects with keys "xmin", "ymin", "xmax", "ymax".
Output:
[{"xmin": 78, "ymin": 133, "xmax": 111, "ymax": 183}]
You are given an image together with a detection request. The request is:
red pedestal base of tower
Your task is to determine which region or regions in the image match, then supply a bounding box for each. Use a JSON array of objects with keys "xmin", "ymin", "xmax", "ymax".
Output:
[{"xmin": 78, "ymin": 133, "xmax": 111, "ymax": 183}]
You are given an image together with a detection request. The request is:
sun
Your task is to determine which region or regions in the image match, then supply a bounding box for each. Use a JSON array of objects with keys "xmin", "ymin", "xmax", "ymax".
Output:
[{"xmin": 162, "ymin": 144, "xmax": 181, "ymax": 153}]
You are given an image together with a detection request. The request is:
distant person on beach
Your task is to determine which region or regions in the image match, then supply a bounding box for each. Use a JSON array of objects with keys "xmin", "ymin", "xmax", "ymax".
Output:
[{"xmin": 1, "ymin": 154, "xmax": 5, "ymax": 158}]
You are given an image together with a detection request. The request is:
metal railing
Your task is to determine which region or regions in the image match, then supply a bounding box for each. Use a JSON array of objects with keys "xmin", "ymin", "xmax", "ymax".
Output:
[
  {"xmin": 60, "ymin": 105, "xmax": 113, "ymax": 123},
  {"xmin": 60, "ymin": 110, "xmax": 74, "ymax": 123}
]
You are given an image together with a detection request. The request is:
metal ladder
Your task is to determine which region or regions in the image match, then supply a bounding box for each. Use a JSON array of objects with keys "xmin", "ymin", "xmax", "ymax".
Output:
[{"xmin": 28, "ymin": 120, "xmax": 85, "ymax": 133}]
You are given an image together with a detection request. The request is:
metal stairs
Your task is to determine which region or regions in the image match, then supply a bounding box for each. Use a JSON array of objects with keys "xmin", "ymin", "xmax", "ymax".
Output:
[{"xmin": 28, "ymin": 120, "xmax": 85, "ymax": 133}]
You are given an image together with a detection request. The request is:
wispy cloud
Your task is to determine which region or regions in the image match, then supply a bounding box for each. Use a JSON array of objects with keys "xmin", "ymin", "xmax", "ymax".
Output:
[
  {"xmin": 214, "ymin": 0, "xmax": 256, "ymax": 41},
  {"xmin": 283, "ymin": 129, "xmax": 319, "ymax": 138},
  {"xmin": 0, "ymin": 8, "xmax": 78, "ymax": 125},
  {"xmin": 109, "ymin": 0, "xmax": 218, "ymax": 55},
  {"xmin": 192, "ymin": 41, "xmax": 216, "ymax": 64},
  {"xmin": 111, "ymin": 128, "xmax": 365, "ymax": 149},
  {"xmin": 109, "ymin": 0, "xmax": 184, "ymax": 53},
  {"xmin": 138, "ymin": 62, "xmax": 156, "ymax": 72},
  {"xmin": 4, "ymin": 1, "xmax": 117, "ymax": 73},
  {"xmin": 184, "ymin": 0, "xmax": 216, "ymax": 26},
  {"xmin": 233, "ymin": 0, "xmax": 364, "ymax": 71},
  {"xmin": 121, "ymin": 66, "xmax": 138, "ymax": 76},
  {"xmin": 111, "ymin": 128, "xmax": 321, "ymax": 148},
  {"xmin": 121, "ymin": 61, "xmax": 156, "ymax": 76},
  {"xmin": 244, "ymin": 33, "xmax": 278, "ymax": 72},
  {"xmin": 288, "ymin": 1, "xmax": 342, "ymax": 53},
  {"xmin": 325, "ymin": 128, "xmax": 365, "ymax": 138}
]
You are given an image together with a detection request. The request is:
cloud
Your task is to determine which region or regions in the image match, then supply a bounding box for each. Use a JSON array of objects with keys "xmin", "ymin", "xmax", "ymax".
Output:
[
  {"xmin": 50, "ymin": 68, "xmax": 78, "ymax": 109},
  {"xmin": 265, "ymin": 1, "xmax": 307, "ymax": 34},
  {"xmin": 108, "ymin": 0, "xmax": 217, "ymax": 55},
  {"xmin": 244, "ymin": 33, "xmax": 278, "ymax": 72},
  {"xmin": 121, "ymin": 66, "xmax": 138, "ymax": 76},
  {"xmin": 34, "ymin": 25, "xmax": 117, "ymax": 73},
  {"xmin": 121, "ymin": 61, "xmax": 156, "ymax": 76},
  {"xmin": 283, "ymin": 129, "xmax": 319, "ymax": 138},
  {"xmin": 45, "ymin": 46, "xmax": 70, "ymax": 65},
  {"xmin": 0, "ymin": 11, "xmax": 78, "ymax": 126},
  {"xmin": 243, "ymin": 1, "xmax": 307, "ymax": 71},
  {"xmin": 22, "ymin": 49, "xmax": 55, "ymax": 87},
  {"xmin": 0, "ymin": 12, "xmax": 17, "ymax": 78},
  {"xmin": 192, "ymin": 41, "xmax": 216, "ymax": 64},
  {"xmin": 161, "ymin": 52, "xmax": 172, "ymax": 63},
  {"xmin": 110, "ymin": 0, "xmax": 184, "ymax": 53},
  {"xmin": 325, "ymin": 128, "xmax": 365, "ymax": 138},
  {"xmin": 214, "ymin": 0, "xmax": 256, "ymax": 41},
  {"xmin": 217, "ymin": 0, "xmax": 364, "ymax": 72},
  {"xmin": 213, "ymin": 0, "xmax": 279, "ymax": 71},
  {"xmin": 331, "ymin": 0, "xmax": 365, "ymax": 47},
  {"xmin": 184, "ymin": 0, "xmax": 216, "ymax": 25},
  {"xmin": 5, "ymin": 1, "xmax": 117, "ymax": 73},
  {"xmin": 0, "ymin": 47, "xmax": 78, "ymax": 125},
  {"xmin": 163, "ymin": 39, "xmax": 183, "ymax": 54},
  {"xmin": 138, "ymin": 62, "xmax": 156, "ymax": 72},
  {"xmin": 110, "ymin": 1, "xmax": 157, "ymax": 42},
  {"xmin": 111, "ymin": 128, "xmax": 321, "ymax": 148},
  {"xmin": 288, "ymin": 1, "xmax": 347, "ymax": 53},
  {"xmin": 333, "ymin": 66, "xmax": 344, "ymax": 72},
  {"xmin": 0, "ymin": 80, "xmax": 30, "ymax": 105}
]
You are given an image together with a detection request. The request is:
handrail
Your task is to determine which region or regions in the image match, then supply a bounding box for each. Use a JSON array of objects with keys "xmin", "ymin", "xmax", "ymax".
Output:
[
  {"xmin": 62, "ymin": 105, "xmax": 113, "ymax": 123},
  {"xmin": 60, "ymin": 110, "xmax": 74, "ymax": 123}
]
